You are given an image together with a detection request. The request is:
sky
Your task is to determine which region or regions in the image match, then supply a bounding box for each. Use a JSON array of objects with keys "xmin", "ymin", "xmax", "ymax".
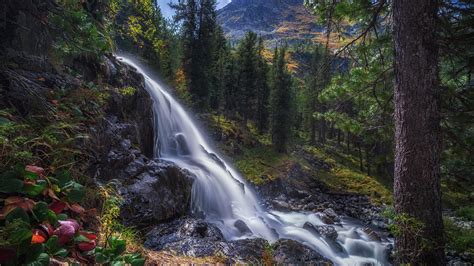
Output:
[{"xmin": 157, "ymin": 0, "xmax": 232, "ymax": 19}]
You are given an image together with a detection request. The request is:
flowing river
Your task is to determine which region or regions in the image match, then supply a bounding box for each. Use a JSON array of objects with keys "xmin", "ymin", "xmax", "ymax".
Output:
[{"xmin": 118, "ymin": 55, "xmax": 392, "ymax": 265}]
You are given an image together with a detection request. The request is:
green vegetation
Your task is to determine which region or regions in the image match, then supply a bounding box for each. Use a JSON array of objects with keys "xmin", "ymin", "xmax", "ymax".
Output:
[
  {"xmin": 0, "ymin": 166, "xmax": 143, "ymax": 265},
  {"xmin": 444, "ymin": 218, "xmax": 474, "ymax": 255},
  {"xmin": 456, "ymin": 207, "xmax": 474, "ymax": 221}
]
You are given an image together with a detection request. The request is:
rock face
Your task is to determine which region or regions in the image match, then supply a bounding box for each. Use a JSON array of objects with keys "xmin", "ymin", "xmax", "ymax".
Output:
[
  {"xmin": 217, "ymin": 0, "xmax": 322, "ymax": 43},
  {"xmin": 145, "ymin": 218, "xmax": 332, "ymax": 264},
  {"xmin": 120, "ymin": 160, "xmax": 194, "ymax": 225},
  {"xmin": 273, "ymin": 239, "xmax": 332, "ymax": 265},
  {"xmin": 87, "ymin": 56, "xmax": 196, "ymax": 225}
]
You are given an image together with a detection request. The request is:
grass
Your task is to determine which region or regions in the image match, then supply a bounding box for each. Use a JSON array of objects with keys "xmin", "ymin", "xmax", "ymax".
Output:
[
  {"xmin": 208, "ymin": 114, "xmax": 393, "ymax": 205},
  {"xmin": 234, "ymin": 145, "xmax": 293, "ymax": 185},
  {"xmin": 302, "ymin": 144, "xmax": 393, "ymax": 205}
]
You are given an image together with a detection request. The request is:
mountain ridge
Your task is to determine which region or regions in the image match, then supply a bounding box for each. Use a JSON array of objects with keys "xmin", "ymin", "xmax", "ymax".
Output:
[{"xmin": 217, "ymin": 0, "xmax": 323, "ymax": 43}]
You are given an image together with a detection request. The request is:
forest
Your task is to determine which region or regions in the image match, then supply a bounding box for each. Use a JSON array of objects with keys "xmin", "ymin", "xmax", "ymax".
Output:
[{"xmin": 0, "ymin": 0, "xmax": 472, "ymax": 265}]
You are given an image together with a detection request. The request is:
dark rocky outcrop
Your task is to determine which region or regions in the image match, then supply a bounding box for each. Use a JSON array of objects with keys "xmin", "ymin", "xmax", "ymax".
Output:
[
  {"xmin": 120, "ymin": 160, "xmax": 194, "ymax": 226},
  {"xmin": 144, "ymin": 217, "xmax": 334, "ymax": 264},
  {"xmin": 272, "ymin": 239, "xmax": 332, "ymax": 265},
  {"xmin": 255, "ymin": 162, "xmax": 388, "ymax": 228}
]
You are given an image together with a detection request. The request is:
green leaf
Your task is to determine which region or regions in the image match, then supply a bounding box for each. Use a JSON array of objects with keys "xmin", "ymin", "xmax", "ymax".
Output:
[
  {"xmin": 131, "ymin": 258, "xmax": 145, "ymax": 266},
  {"xmin": 25, "ymin": 253, "xmax": 50, "ymax": 266},
  {"xmin": 57, "ymin": 213, "xmax": 68, "ymax": 221},
  {"xmin": 74, "ymin": 234, "xmax": 90, "ymax": 243},
  {"xmin": 111, "ymin": 260, "xmax": 126, "ymax": 266},
  {"xmin": 6, "ymin": 207, "xmax": 30, "ymax": 224},
  {"xmin": 24, "ymin": 180, "xmax": 47, "ymax": 196},
  {"xmin": 24, "ymin": 171, "xmax": 39, "ymax": 181},
  {"xmin": 108, "ymin": 237, "xmax": 126, "ymax": 256},
  {"xmin": 54, "ymin": 248, "xmax": 68, "ymax": 258},
  {"xmin": 95, "ymin": 252, "xmax": 110, "ymax": 264},
  {"xmin": 45, "ymin": 236, "xmax": 61, "ymax": 254},
  {"xmin": 6, "ymin": 219, "xmax": 32, "ymax": 245},
  {"xmin": 32, "ymin": 202, "xmax": 49, "ymax": 222},
  {"xmin": 0, "ymin": 170, "xmax": 24, "ymax": 193},
  {"xmin": 55, "ymin": 170, "xmax": 70, "ymax": 187},
  {"xmin": 47, "ymin": 210, "xmax": 58, "ymax": 225},
  {"xmin": 62, "ymin": 181, "xmax": 85, "ymax": 203}
]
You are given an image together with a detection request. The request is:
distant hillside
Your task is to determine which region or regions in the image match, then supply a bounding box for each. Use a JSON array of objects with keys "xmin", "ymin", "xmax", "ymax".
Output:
[{"xmin": 217, "ymin": 0, "xmax": 324, "ymax": 44}]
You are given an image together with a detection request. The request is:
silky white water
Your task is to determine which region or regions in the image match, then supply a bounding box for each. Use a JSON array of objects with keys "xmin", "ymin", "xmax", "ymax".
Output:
[{"xmin": 118, "ymin": 56, "xmax": 392, "ymax": 265}]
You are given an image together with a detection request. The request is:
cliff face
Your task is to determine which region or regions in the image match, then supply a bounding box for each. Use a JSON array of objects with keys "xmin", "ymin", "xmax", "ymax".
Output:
[{"xmin": 217, "ymin": 0, "xmax": 323, "ymax": 43}]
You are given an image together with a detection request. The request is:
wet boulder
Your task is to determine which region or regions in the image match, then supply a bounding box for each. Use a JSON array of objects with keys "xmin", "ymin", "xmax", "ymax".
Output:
[
  {"xmin": 225, "ymin": 238, "xmax": 269, "ymax": 263},
  {"xmin": 234, "ymin": 220, "xmax": 253, "ymax": 236},
  {"xmin": 272, "ymin": 239, "xmax": 332, "ymax": 265},
  {"xmin": 304, "ymin": 223, "xmax": 338, "ymax": 241},
  {"xmin": 120, "ymin": 161, "xmax": 194, "ymax": 225},
  {"xmin": 145, "ymin": 218, "xmax": 226, "ymax": 257}
]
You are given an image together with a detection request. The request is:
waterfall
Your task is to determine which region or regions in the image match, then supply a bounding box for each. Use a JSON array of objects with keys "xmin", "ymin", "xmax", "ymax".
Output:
[{"xmin": 118, "ymin": 56, "xmax": 392, "ymax": 266}]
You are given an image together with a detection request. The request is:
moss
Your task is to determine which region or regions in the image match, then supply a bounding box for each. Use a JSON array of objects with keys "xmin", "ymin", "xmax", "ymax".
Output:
[
  {"xmin": 235, "ymin": 145, "xmax": 293, "ymax": 185},
  {"xmin": 444, "ymin": 218, "xmax": 474, "ymax": 255},
  {"xmin": 303, "ymin": 144, "xmax": 392, "ymax": 205},
  {"xmin": 119, "ymin": 86, "xmax": 136, "ymax": 96}
]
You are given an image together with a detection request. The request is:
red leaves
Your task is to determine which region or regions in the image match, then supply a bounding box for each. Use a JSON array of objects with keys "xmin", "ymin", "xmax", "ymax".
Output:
[
  {"xmin": 76, "ymin": 232, "xmax": 97, "ymax": 252},
  {"xmin": 0, "ymin": 196, "xmax": 36, "ymax": 218},
  {"xmin": 31, "ymin": 229, "xmax": 47, "ymax": 244},
  {"xmin": 69, "ymin": 203, "xmax": 85, "ymax": 214},
  {"xmin": 49, "ymin": 201, "xmax": 67, "ymax": 214},
  {"xmin": 25, "ymin": 165, "xmax": 45, "ymax": 176}
]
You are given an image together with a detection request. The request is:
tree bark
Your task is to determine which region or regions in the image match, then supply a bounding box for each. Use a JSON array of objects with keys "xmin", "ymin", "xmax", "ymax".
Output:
[{"xmin": 393, "ymin": 0, "xmax": 445, "ymax": 264}]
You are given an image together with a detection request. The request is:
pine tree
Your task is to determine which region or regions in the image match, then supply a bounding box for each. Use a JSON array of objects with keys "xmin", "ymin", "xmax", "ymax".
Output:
[
  {"xmin": 235, "ymin": 32, "xmax": 258, "ymax": 123},
  {"xmin": 255, "ymin": 37, "xmax": 270, "ymax": 133},
  {"xmin": 270, "ymin": 46, "xmax": 292, "ymax": 152},
  {"xmin": 173, "ymin": 0, "xmax": 218, "ymax": 109}
]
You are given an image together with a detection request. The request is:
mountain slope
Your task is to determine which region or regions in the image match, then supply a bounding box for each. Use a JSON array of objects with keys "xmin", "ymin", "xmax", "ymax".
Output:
[{"xmin": 217, "ymin": 0, "xmax": 323, "ymax": 43}]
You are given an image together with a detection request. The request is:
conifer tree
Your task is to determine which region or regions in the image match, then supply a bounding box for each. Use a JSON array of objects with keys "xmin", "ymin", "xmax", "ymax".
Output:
[
  {"xmin": 255, "ymin": 37, "xmax": 270, "ymax": 133},
  {"xmin": 235, "ymin": 32, "xmax": 258, "ymax": 123},
  {"xmin": 270, "ymin": 46, "xmax": 292, "ymax": 152}
]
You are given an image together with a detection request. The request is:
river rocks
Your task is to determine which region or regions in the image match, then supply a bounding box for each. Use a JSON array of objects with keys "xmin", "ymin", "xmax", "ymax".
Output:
[
  {"xmin": 304, "ymin": 223, "xmax": 338, "ymax": 241},
  {"xmin": 120, "ymin": 160, "xmax": 194, "ymax": 225},
  {"xmin": 361, "ymin": 227, "xmax": 382, "ymax": 242},
  {"xmin": 272, "ymin": 239, "xmax": 332, "ymax": 265},
  {"xmin": 225, "ymin": 238, "xmax": 268, "ymax": 263},
  {"xmin": 145, "ymin": 218, "xmax": 225, "ymax": 257},
  {"xmin": 234, "ymin": 220, "xmax": 253, "ymax": 235}
]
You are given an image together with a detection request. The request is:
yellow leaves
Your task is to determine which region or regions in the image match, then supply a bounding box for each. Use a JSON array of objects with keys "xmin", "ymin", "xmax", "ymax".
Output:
[{"xmin": 127, "ymin": 16, "xmax": 143, "ymax": 43}]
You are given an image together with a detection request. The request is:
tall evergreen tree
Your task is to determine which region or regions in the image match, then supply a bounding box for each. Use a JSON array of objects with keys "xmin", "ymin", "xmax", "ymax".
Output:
[
  {"xmin": 235, "ymin": 32, "xmax": 258, "ymax": 122},
  {"xmin": 173, "ymin": 0, "xmax": 218, "ymax": 109},
  {"xmin": 393, "ymin": 0, "xmax": 445, "ymax": 264},
  {"xmin": 270, "ymin": 47, "xmax": 292, "ymax": 152},
  {"xmin": 255, "ymin": 37, "xmax": 270, "ymax": 133}
]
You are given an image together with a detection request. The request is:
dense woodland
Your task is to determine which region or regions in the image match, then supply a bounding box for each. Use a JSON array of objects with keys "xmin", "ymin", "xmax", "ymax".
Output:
[{"xmin": 0, "ymin": 0, "xmax": 473, "ymax": 265}]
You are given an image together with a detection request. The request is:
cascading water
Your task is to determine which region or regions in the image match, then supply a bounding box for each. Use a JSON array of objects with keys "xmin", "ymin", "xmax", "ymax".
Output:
[{"xmin": 118, "ymin": 56, "xmax": 392, "ymax": 265}]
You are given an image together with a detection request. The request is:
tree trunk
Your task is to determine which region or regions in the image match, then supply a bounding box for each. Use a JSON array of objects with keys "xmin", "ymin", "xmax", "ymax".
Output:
[
  {"xmin": 357, "ymin": 141, "xmax": 364, "ymax": 172},
  {"xmin": 393, "ymin": 0, "xmax": 444, "ymax": 264},
  {"xmin": 365, "ymin": 145, "xmax": 371, "ymax": 176}
]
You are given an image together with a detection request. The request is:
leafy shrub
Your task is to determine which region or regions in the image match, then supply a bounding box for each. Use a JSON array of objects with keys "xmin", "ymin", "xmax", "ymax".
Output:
[{"xmin": 0, "ymin": 165, "xmax": 144, "ymax": 265}]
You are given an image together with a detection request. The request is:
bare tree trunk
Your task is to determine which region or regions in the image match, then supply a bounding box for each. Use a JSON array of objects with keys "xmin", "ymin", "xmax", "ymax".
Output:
[{"xmin": 393, "ymin": 0, "xmax": 444, "ymax": 264}]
